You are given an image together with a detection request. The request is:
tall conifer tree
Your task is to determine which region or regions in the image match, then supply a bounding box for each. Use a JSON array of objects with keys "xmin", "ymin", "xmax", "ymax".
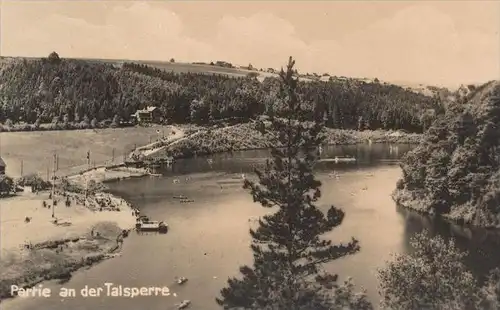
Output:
[{"xmin": 217, "ymin": 57, "xmax": 371, "ymax": 310}]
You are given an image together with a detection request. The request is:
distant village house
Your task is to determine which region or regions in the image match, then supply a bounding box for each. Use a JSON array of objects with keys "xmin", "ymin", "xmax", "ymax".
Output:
[
  {"xmin": 214, "ymin": 61, "xmax": 233, "ymax": 68},
  {"xmin": 0, "ymin": 157, "xmax": 5, "ymax": 175},
  {"xmin": 131, "ymin": 106, "xmax": 161, "ymax": 124}
]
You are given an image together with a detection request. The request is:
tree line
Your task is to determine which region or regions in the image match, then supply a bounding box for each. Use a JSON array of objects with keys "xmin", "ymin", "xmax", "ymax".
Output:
[{"xmin": 0, "ymin": 53, "xmax": 439, "ymax": 132}]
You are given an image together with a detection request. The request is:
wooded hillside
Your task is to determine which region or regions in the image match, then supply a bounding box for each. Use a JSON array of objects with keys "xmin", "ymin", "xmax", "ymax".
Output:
[
  {"xmin": 0, "ymin": 55, "xmax": 439, "ymax": 132},
  {"xmin": 394, "ymin": 81, "xmax": 500, "ymax": 227}
]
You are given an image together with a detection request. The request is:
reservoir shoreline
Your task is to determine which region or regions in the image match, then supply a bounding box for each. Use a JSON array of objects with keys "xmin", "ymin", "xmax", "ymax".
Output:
[
  {"xmin": 2, "ymin": 143, "xmax": 500, "ymax": 310},
  {"xmin": 0, "ymin": 127, "xmax": 420, "ymax": 304}
]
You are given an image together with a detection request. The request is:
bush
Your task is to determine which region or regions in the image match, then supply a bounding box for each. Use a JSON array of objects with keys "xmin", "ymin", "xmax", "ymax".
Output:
[
  {"xmin": 16, "ymin": 174, "xmax": 51, "ymax": 191},
  {"xmin": 378, "ymin": 231, "xmax": 484, "ymax": 309},
  {"xmin": 0, "ymin": 175, "xmax": 14, "ymax": 195}
]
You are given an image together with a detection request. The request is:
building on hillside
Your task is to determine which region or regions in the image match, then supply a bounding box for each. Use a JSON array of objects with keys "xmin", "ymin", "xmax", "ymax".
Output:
[
  {"xmin": 215, "ymin": 61, "xmax": 233, "ymax": 68},
  {"xmin": 0, "ymin": 157, "xmax": 5, "ymax": 175},
  {"xmin": 131, "ymin": 106, "xmax": 161, "ymax": 124}
]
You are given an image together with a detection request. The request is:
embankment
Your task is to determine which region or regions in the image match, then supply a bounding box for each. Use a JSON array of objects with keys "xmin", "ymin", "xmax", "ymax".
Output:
[{"xmin": 65, "ymin": 165, "xmax": 149, "ymax": 188}]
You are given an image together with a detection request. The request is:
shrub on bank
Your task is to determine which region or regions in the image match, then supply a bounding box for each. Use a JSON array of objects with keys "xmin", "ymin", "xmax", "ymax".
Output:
[
  {"xmin": 323, "ymin": 129, "xmax": 422, "ymax": 145},
  {"xmin": 16, "ymin": 174, "xmax": 51, "ymax": 191},
  {"xmin": 379, "ymin": 231, "xmax": 500, "ymax": 310},
  {"xmin": 167, "ymin": 123, "xmax": 271, "ymax": 158},
  {"xmin": 378, "ymin": 232, "xmax": 482, "ymax": 309}
]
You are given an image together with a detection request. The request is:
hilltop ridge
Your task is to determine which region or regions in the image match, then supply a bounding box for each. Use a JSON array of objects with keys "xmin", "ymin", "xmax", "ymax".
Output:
[{"xmin": 0, "ymin": 55, "xmax": 452, "ymax": 96}]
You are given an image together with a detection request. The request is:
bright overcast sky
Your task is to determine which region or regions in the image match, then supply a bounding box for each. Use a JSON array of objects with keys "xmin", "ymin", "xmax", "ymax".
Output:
[{"xmin": 1, "ymin": 1, "xmax": 499, "ymax": 87}]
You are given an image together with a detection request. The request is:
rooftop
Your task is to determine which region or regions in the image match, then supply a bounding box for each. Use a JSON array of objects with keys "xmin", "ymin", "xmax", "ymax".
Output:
[{"xmin": 135, "ymin": 106, "xmax": 157, "ymax": 113}]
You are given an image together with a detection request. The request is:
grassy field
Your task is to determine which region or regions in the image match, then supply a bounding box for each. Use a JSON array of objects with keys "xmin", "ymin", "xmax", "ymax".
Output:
[
  {"xmin": 2, "ymin": 56, "xmax": 303, "ymax": 82},
  {"xmin": 0, "ymin": 125, "xmax": 173, "ymax": 178},
  {"xmin": 10, "ymin": 56, "xmax": 261, "ymax": 78},
  {"xmin": 138, "ymin": 61, "xmax": 253, "ymax": 76}
]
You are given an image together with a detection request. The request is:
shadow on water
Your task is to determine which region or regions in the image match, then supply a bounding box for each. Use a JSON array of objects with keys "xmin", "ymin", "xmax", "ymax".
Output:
[
  {"xmin": 157, "ymin": 144, "xmax": 414, "ymax": 176},
  {"xmin": 396, "ymin": 204, "xmax": 500, "ymax": 283}
]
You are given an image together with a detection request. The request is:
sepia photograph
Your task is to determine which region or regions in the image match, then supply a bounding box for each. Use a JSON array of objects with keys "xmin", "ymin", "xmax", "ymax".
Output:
[{"xmin": 0, "ymin": 1, "xmax": 499, "ymax": 309}]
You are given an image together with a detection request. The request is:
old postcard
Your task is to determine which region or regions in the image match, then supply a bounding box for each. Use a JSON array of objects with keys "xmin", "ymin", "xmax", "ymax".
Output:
[{"xmin": 1, "ymin": 1, "xmax": 499, "ymax": 309}]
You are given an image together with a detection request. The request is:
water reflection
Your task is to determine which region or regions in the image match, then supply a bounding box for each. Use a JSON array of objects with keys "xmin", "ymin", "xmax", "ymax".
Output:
[
  {"xmin": 396, "ymin": 205, "xmax": 500, "ymax": 283},
  {"xmin": 158, "ymin": 144, "xmax": 414, "ymax": 177}
]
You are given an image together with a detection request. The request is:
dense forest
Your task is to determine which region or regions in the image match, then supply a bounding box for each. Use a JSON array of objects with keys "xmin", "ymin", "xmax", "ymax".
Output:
[
  {"xmin": 0, "ymin": 53, "xmax": 440, "ymax": 132},
  {"xmin": 394, "ymin": 80, "xmax": 500, "ymax": 227}
]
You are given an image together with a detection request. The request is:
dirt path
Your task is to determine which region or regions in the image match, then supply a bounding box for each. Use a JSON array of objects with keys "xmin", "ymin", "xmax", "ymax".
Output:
[
  {"xmin": 130, "ymin": 123, "xmax": 242, "ymax": 159},
  {"xmin": 129, "ymin": 125, "xmax": 186, "ymax": 159}
]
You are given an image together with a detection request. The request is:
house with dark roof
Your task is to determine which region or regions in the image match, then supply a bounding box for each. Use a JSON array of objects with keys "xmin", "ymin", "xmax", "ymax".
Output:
[
  {"xmin": 0, "ymin": 157, "xmax": 5, "ymax": 175},
  {"xmin": 131, "ymin": 106, "xmax": 161, "ymax": 124}
]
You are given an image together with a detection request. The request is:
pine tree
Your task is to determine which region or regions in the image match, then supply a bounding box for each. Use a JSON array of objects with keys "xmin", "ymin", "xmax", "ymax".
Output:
[{"xmin": 216, "ymin": 57, "xmax": 370, "ymax": 310}]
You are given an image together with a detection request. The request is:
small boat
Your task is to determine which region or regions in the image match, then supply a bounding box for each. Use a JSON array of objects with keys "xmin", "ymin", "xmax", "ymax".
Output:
[
  {"xmin": 334, "ymin": 156, "xmax": 356, "ymax": 163},
  {"xmin": 177, "ymin": 300, "xmax": 191, "ymax": 309},
  {"xmin": 230, "ymin": 173, "xmax": 246, "ymax": 180},
  {"xmin": 149, "ymin": 173, "xmax": 162, "ymax": 177},
  {"xmin": 177, "ymin": 276, "xmax": 188, "ymax": 285},
  {"xmin": 180, "ymin": 199, "xmax": 195, "ymax": 203},
  {"xmin": 321, "ymin": 156, "xmax": 357, "ymax": 163},
  {"xmin": 135, "ymin": 220, "xmax": 168, "ymax": 233},
  {"xmin": 173, "ymin": 195, "xmax": 188, "ymax": 199},
  {"xmin": 137, "ymin": 215, "xmax": 150, "ymax": 222}
]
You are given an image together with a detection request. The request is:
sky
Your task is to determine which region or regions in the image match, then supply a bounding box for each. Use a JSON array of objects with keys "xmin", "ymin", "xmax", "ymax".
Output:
[{"xmin": 1, "ymin": 1, "xmax": 499, "ymax": 87}]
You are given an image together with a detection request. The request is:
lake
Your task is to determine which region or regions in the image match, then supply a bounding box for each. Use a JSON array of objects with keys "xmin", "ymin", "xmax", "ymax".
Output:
[{"xmin": 4, "ymin": 144, "xmax": 500, "ymax": 310}]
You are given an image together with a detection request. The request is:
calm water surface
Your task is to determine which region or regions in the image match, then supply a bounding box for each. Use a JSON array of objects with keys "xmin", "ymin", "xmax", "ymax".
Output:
[{"xmin": 4, "ymin": 144, "xmax": 500, "ymax": 310}]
